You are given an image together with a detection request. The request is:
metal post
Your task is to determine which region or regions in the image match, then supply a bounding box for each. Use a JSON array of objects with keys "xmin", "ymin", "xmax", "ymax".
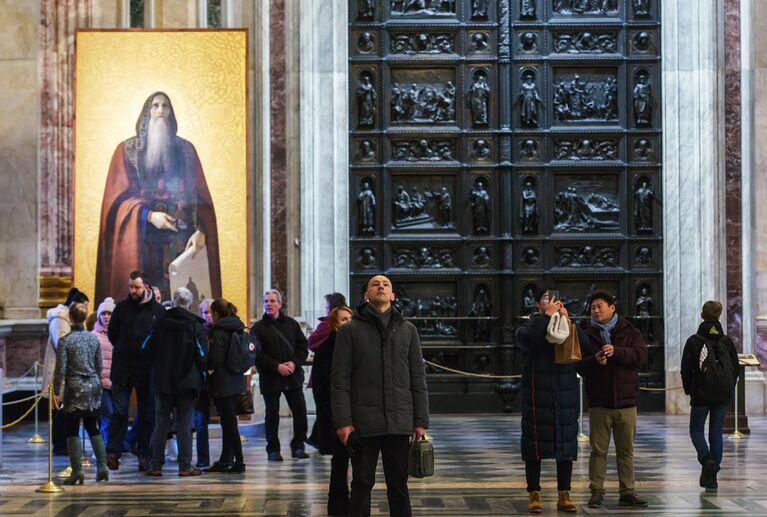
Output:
[
  {"xmin": 577, "ymin": 374, "xmax": 588, "ymax": 442},
  {"xmin": 730, "ymin": 381, "xmax": 745, "ymax": 440},
  {"xmin": 36, "ymin": 384, "xmax": 63, "ymax": 493},
  {"xmin": 28, "ymin": 363, "xmax": 46, "ymax": 444}
]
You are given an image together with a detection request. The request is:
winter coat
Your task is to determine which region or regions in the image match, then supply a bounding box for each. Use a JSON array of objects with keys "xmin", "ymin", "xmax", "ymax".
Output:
[
  {"xmin": 52, "ymin": 327, "xmax": 103, "ymax": 413},
  {"xmin": 251, "ymin": 313, "xmax": 308, "ymax": 394},
  {"xmin": 681, "ymin": 321, "xmax": 740, "ymax": 407},
  {"xmin": 108, "ymin": 295, "xmax": 166, "ymax": 387},
  {"xmin": 577, "ymin": 317, "xmax": 648, "ymax": 409},
  {"xmin": 208, "ymin": 316, "xmax": 248, "ymax": 399},
  {"xmin": 331, "ymin": 303, "xmax": 429, "ymax": 437},
  {"xmin": 517, "ymin": 313, "xmax": 581, "ymax": 462},
  {"xmin": 142, "ymin": 307, "xmax": 208, "ymax": 396},
  {"xmin": 92, "ymin": 321, "xmax": 113, "ymax": 390},
  {"xmin": 311, "ymin": 331, "xmax": 344, "ymax": 455},
  {"xmin": 307, "ymin": 317, "xmax": 331, "ymax": 389},
  {"xmin": 42, "ymin": 304, "xmax": 71, "ymax": 397}
]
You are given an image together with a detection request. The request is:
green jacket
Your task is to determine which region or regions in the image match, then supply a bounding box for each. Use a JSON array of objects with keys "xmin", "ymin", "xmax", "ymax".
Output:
[{"xmin": 331, "ymin": 304, "xmax": 429, "ymax": 436}]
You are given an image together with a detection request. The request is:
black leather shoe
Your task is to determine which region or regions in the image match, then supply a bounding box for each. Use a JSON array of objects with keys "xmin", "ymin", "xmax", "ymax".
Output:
[
  {"xmin": 700, "ymin": 456, "xmax": 717, "ymax": 488},
  {"xmin": 227, "ymin": 462, "xmax": 246, "ymax": 473},
  {"xmin": 619, "ymin": 492, "xmax": 649, "ymax": 507},
  {"xmin": 292, "ymin": 449, "xmax": 309, "ymax": 459},
  {"xmin": 588, "ymin": 489, "xmax": 604, "ymax": 508},
  {"xmin": 204, "ymin": 462, "xmax": 231, "ymax": 473},
  {"xmin": 267, "ymin": 452, "xmax": 284, "ymax": 462}
]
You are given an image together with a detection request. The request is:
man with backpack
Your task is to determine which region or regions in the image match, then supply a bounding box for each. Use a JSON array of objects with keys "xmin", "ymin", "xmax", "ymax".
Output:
[
  {"xmin": 681, "ymin": 300, "xmax": 739, "ymax": 489},
  {"xmin": 251, "ymin": 289, "xmax": 310, "ymax": 461},
  {"xmin": 141, "ymin": 287, "xmax": 208, "ymax": 476}
]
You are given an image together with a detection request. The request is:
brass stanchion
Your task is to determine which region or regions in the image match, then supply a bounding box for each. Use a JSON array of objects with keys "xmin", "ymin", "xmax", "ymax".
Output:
[
  {"xmin": 36, "ymin": 384, "xmax": 63, "ymax": 493},
  {"xmin": 730, "ymin": 382, "xmax": 745, "ymax": 440},
  {"xmin": 28, "ymin": 363, "xmax": 46, "ymax": 444}
]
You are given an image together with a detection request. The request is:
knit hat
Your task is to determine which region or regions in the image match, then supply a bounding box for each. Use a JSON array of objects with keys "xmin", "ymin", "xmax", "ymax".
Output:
[{"xmin": 97, "ymin": 297, "xmax": 116, "ymax": 316}]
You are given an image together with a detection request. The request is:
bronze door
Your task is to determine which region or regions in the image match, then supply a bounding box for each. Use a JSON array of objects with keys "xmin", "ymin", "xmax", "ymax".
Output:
[{"xmin": 349, "ymin": 0, "xmax": 662, "ymax": 412}]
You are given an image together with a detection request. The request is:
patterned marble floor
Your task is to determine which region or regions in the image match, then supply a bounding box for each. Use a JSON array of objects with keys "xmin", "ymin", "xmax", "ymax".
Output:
[{"xmin": 0, "ymin": 414, "xmax": 765, "ymax": 516}]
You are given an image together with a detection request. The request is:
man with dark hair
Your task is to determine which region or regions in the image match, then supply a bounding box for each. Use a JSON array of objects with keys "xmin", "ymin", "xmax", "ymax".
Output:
[
  {"xmin": 143, "ymin": 287, "xmax": 208, "ymax": 477},
  {"xmin": 681, "ymin": 300, "xmax": 739, "ymax": 489},
  {"xmin": 332, "ymin": 275, "xmax": 429, "ymax": 517},
  {"xmin": 106, "ymin": 271, "xmax": 166, "ymax": 471},
  {"xmin": 251, "ymin": 289, "xmax": 310, "ymax": 461},
  {"xmin": 578, "ymin": 289, "xmax": 648, "ymax": 508}
]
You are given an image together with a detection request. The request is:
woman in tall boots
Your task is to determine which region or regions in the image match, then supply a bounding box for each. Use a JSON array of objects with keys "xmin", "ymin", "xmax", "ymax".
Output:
[{"xmin": 52, "ymin": 302, "xmax": 108, "ymax": 484}]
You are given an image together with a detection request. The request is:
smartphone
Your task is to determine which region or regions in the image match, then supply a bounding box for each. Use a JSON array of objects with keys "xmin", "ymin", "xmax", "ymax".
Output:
[{"xmin": 548, "ymin": 290, "xmax": 560, "ymax": 302}]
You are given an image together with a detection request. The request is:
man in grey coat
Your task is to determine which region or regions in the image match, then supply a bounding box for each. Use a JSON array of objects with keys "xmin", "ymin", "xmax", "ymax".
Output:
[{"xmin": 331, "ymin": 275, "xmax": 429, "ymax": 517}]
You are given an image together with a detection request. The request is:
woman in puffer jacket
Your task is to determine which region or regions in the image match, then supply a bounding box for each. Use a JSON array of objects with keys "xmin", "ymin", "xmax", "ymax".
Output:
[{"xmin": 92, "ymin": 297, "xmax": 115, "ymax": 444}]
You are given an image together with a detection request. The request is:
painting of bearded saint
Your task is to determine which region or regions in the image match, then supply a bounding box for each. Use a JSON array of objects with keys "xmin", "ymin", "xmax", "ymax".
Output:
[{"xmin": 94, "ymin": 91, "xmax": 222, "ymax": 304}]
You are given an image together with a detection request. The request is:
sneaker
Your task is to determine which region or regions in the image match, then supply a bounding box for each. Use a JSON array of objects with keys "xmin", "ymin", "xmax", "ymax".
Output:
[
  {"xmin": 144, "ymin": 468, "xmax": 163, "ymax": 477},
  {"xmin": 292, "ymin": 449, "xmax": 309, "ymax": 459},
  {"xmin": 165, "ymin": 438, "xmax": 178, "ymax": 463},
  {"xmin": 178, "ymin": 467, "xmax": 202, "ymax": 477},
  {"xmin": 267, "ymin": 452, "xmax": 284, "ymax": 462},
  {"xmin": 106, "ymin": 453, "xmax": 120, "ymax": 471},
  {"xmin": 619, "ymin": 492, "xmax": 648, "ymax": 507},
  {"xmin": 138, "ymin": 457, "xmax": 149, "ymax": 472},
  {"xmin": 195, "ymin": 462, "xmax": 210, "ymax": 469},
  {"xmin": 588, "ymin": 489, "xmax": 605, "ymax": 508}
]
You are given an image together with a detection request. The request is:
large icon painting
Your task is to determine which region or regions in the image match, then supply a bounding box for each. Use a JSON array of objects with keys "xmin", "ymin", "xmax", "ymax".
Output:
[{"xmin": 74, "ymin": 30, "xmax": 248, "ymax": 317}]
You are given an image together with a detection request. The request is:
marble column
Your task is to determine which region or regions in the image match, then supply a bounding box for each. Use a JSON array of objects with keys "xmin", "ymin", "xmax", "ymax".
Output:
[
  {"xmin": 662, "ymin": 0, "xmax": 728, "ymax": 413},
  {"xmin": 0, "ymin": 1, "xmax": 41, "ymax": 319},
  {"xmin": 297, "ymin": 0, "xmax": 349, "ymax": 322}
]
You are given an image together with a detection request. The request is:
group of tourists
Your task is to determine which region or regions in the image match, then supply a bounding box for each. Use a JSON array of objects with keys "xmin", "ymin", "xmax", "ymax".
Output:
[
  {"xmin": 43, "ymin": 271, "xmax": 737, "ymax": 517},
  {"xmin": 518, "ymin": 288, "xmax": 739, "ymax": 513}
]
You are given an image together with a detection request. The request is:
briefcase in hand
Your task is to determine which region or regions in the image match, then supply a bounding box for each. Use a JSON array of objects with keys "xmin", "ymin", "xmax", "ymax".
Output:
[{"xmin": 408, "ymin": 437, "xmax": 434, "ymax": 478}]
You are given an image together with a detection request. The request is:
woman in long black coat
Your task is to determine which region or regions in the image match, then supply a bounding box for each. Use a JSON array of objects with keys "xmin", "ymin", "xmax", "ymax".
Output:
[
  {"xmin": 516, "ymin": 288, "xmax": 582, "ymax": 513},
  {"xmin": 311, "ymin": 305, "xmax": 353, "ymax": 517},
  {"xmin": 206, "ymin": 298, "xmax": 248, "ymax": 473}
]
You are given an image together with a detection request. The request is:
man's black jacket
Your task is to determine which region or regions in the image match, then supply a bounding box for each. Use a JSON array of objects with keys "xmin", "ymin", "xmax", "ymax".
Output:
[
  {"xmin": 142, "ymin": 307, "xmax": 208, "ymax": 396},
  {"xmin": 108, "ymin": 295, "xmax": 166, "ymax": 386}
]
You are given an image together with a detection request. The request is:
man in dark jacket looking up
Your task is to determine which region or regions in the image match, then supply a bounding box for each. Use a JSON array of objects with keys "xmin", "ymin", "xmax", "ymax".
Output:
[
  {"xmin": 142, "ymin": 287, "xmax": 208, "ymax": 477},
  {"xmin": 251, "ymin": 289, "xmax": 310, "ymax": 461},
  {"xmin": 106, "ymin": 270, "xmax": 166, "ymax": 471},
  {"xmin": 681, "ymin": 300, "xmax": 739, "ymax": 489},
  {"xmin": 331, "ymin": 275, "xmax": 429, "ymax": 517},
  {"xmin": 578, "ymin": 290, "xmax": 648, "ymax": 508}
]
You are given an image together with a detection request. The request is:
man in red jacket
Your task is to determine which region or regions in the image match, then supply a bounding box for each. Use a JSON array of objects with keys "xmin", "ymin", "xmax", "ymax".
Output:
[{"xmin": 578, "ymin": 290, "xmax": 648, "ymax": 508}]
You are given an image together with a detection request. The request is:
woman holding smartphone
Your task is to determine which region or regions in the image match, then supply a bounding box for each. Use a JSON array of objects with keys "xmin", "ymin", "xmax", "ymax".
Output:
[{"xmin": 516, "ymin": 288, "xmax": 583, "ymax": 513}]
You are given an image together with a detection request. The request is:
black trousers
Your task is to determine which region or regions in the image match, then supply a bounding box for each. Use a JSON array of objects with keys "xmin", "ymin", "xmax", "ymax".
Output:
[
  {"xmin": 262, "ymin": 389, "xmax": 308, "ymax": 453},
  {"xmin": 63, "ymin": 410, "xmax": 101, "ymax": 438},
  {"xmin": 525, "ymin": 459, "xmax": 573, "ymax": 492},
  {"xmin": 328, "ymin": 448, "xmax": 350, "ymax": 514},
  {"xmin": 214, "ymin": 394, "xmax": 243, "ymax": 464},
  {"xmin": 350, "ymin": 434, "xmax": 411, "ymax": 517}
]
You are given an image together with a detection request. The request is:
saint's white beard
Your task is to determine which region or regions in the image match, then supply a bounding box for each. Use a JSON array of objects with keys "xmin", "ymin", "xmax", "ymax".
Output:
[{"xmin": 145, "ymin": 117, "xmax": 172, "ymax": 174}]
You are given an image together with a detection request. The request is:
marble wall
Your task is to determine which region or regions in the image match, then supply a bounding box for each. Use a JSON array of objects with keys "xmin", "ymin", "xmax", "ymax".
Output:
[
  {"xmin": 750, "ymin": 0, "xmax": 767, "ymax": 362},
  {"xmin": 0, "ymin": 1, "xmax": 41, "ymax": 319}
]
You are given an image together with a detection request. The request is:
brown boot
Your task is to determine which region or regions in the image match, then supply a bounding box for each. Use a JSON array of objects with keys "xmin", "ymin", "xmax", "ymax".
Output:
[
  {"xmin": 528, "ymin": 491, "xmax": 542, "ymax": 514},
  {"xmin": 557, "ymin": 490, "xmax": 577, "ymax": 512}
]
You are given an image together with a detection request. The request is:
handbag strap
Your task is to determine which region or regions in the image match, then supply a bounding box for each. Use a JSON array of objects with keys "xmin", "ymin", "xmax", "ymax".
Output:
[{"xmin": 266, "ymin": 322, "xmax": 295, "ymax": 357}]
